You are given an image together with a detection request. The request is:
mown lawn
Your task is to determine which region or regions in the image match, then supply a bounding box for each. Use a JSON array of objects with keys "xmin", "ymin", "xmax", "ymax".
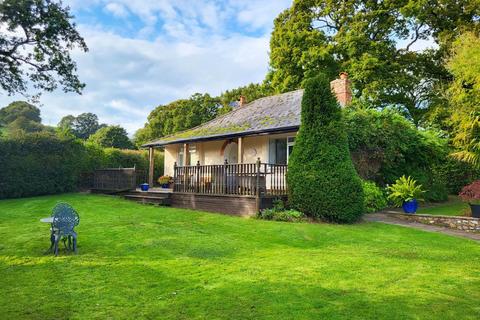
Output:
[
  {"xmin": 1, "ymin": 194, "xmax": 479, "ymax": 319},
  {"xmin": 418, "ymin": 197, "xmax": 469, "ymax": 216}
]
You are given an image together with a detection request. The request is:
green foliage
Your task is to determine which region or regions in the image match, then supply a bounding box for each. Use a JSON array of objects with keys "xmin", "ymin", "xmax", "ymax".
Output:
[
  {"xmin": 219, "ymin": 83, "xmax": 272, "ymax": 110},
  {"xmin": 158, "ymin": 175, "xmax": 173, "ymax": 185},
  {"xmin": 446, "ymin": 31, "xmax": 480, "ymax": 167},
  {"xmin": 387, "ymin": 176, "xmax": 425, "ymax": 207},
  {"xmin": 88, "ymin": 125, "xmax": 134, "ymax": 149},
  {"xmin": 362, "ymin": 181, "xmax": 388, "ymax": 213},
  {"xmin": 0, "ymin": 132, "xmax": 163, "ymax": 199},
  {"xmin": 256, "ymin": 199, "xmax": 305, "ymax": 222},
  {"xmin": 83, "ymin": 144, "xmax": 164, "ymax": 183},
  {"xmin": 287, "ymin": 74, "xmax": 364, "ymax": 223},
  {"xmin": 344, "ymin": 106, "xmax": 451, "ymax": 201},
  {"xmin": 0, "ymin": 132, "xmax": 85, "ymax": 199},
  {"xmin": 134, "ymin": 93, "xmax": 221, "ymax": 146},
  {"xmin": 0, "ymin": 101, "xmax": 47, "ymax": 136},
  {"xmin": 0, "ymin": 0, "xmax": 87, "ymax": 95},
  {"xmin": 267, "ymin": 0, "xmax": 479, "ymax": 125},
  {"xmin": 0, "ymin": 101, "xmax": 41, "ymax": 125},
  {"xmin": 59, "ymin": 113, "xmax": 106, "ymax": 140}
]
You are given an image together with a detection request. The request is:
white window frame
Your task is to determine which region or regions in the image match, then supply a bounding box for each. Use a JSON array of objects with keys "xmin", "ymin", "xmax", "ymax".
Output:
[{"xmin": 287, "ymin": 136, "xmax": 295, "ymax": 163}]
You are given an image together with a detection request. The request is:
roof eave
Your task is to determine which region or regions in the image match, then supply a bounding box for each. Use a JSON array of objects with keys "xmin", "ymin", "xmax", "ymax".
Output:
[{"xmin": 141, "ymin": 125, "xmax": 300, "ymax": 148}]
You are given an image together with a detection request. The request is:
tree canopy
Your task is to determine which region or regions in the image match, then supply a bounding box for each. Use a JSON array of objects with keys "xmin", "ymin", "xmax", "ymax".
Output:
[
  {"xmin": 0, "ymin": 101, "xmax": 41, "ymax": 125},
  {"xmin": 58, "ymin": 113, "xmax": 106, "ymax": 140},
  {"xmin": 447, "ymin": 31, "xmax": 480, "ymax": 167},
  {"xmin": 0, "ymin": 0, "xmax": 88, "ymax": 96},
  {"xmin": 88, "ymin": 125, "xmax": 133, "ymax": 149},
  {"xmin": 134, "ymin": 93, "xmax": 222, "ymax": 146},
  {"xmin": 267, "ymin": 0, "xmax": 480, "ymax": 125},
  {"xmin": 0, "ymin": 101, "xmax": 47, "ymax": 135}
]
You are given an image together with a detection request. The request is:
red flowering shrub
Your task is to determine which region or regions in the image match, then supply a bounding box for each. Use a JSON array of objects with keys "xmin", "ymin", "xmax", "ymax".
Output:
[{"xmin": 459, "ymin": 180, "xmax": 480, "ymax": 202}]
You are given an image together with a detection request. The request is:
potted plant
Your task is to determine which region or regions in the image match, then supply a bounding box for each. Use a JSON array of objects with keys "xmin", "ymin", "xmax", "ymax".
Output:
[
  {"xmin": 158, "ymin": 175, "xmax": 173, "ymax": 188},
  {"xmin": 459, "ymin": 180, "xmax": 480, "ymax": 218},
  {"xmin": 387, "ymin": 175, "xmax": 425, "ymax": 214}
]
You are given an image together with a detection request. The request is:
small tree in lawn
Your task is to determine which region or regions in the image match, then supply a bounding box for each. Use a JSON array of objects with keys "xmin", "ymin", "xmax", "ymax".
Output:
[{"xmin": 287, "ymin": 74, "xmax": 364, "ymax": 223}]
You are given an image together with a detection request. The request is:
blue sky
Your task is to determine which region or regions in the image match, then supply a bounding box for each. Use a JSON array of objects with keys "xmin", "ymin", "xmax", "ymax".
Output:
[{"xmin": 0, "ymin": 0, "xmax": 292, "ymax": 134}]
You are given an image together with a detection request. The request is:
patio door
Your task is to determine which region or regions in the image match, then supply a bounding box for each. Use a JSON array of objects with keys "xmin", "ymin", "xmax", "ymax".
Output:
[{"xmin": 224, "ymin": 142, "xmax": 238, "ymax": 164}]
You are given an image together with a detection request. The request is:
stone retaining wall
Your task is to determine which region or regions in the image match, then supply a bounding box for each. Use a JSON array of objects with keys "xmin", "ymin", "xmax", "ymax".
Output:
[{"xmin": 394, "ymin": 213, "xmax": 480, "ymax": 232}]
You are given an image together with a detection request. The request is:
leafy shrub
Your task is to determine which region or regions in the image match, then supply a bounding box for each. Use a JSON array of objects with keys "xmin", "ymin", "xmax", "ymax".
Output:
[
  {"xmin": 459, "ymin": 180, "xmax": 480, "ymax": 204},
  {"xmin": 387, "ymin": 175, "xmax": 425, "ymax": 207},
  {"xmin": 288, "ymin": 74, "xmax": 364, "ymax": 223},
  {"xmin": 362, "ymin": 181, "xmax": 388, "ymax": 213},
  {"xmin": 344, "ymin": 107, "xmax": 450, "ymax": 201},
  {"xmin": 257, "ymin": 200, "xmax": 305, "ymax": 222}
]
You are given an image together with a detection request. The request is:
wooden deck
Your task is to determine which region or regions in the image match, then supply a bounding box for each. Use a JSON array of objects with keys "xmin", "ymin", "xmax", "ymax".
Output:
[{"xmin": 92, "ymin": 162, "xmax": 289, "ymax": 215}]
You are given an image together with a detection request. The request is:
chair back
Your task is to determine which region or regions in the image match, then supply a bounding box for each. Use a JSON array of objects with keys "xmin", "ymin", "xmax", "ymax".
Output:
[{"xmin": 52, "ymin": 203, "xmax": 80, "ymax": 233}]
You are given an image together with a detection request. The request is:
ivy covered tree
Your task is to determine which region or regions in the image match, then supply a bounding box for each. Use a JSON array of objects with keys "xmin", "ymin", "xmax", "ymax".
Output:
[
  {"xmin": 266, "ymin": 0, "xmax": 479, "ymax": 125},
  {"xmin": 0, "ymin": 101, "xmax": 46, "ymax": 135},
  {"xmin": 0, "ymin": 0, "xmax": 88, "ymax": 96},
  {"xmin": 0, "ymin": 101, "xmax": 41, "ymax": 125},
  {"xmin": 88, "ymin": 125, "xmax": 134, "ymax": 149},
  {"xmin": 287, "ymin": 74, "xmax": 364, "ymax": 223}
]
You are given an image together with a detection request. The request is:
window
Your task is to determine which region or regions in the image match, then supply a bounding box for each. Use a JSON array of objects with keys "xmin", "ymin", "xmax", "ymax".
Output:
[
  {"xmin": 269, "ymin": 138, "xmax": 287, "ymax": 165},
  {"xmin": 177, "ymin": 144, "xmax": 197, "ymax": 166},
  {"xmin": 287, "ymin": 136, "xmax": 295, "ymax": 162},
  {"xmin": 177, "ymin": 147, "xmax": 184, "ymax": 166},
  {"xmin": 269, "ymin": 136, "xmax": 295, "ymax": 165},
  {"xmin": 188, "ymin": 145, "xmax": 197, "ymax": 165}
]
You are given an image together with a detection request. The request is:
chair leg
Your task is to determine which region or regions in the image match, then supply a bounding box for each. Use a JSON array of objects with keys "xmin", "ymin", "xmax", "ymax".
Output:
[
  {"xmin": 47, "ymin": 232, "xmax": 55, "ymax": 252},
  {"xmin": 67, "ymin": 236, "xmax": 72, "ymax": 251},
  {"xmin": 54, "ymin": 234, "xmax": 60, "ymax": 256},
  {"xmin": 72, "ymin": 234, "xmax": 77, "ymax": 254}
]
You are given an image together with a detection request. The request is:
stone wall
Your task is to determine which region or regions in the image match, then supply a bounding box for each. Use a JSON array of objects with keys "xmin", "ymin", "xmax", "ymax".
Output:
[{"xmin": 394, "ymin": 213, "xmax": 480, "ymax": 232}]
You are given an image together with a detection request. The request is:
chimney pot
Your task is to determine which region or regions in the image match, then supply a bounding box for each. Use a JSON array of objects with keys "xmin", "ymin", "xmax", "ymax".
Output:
[
  {"xmin": 239, "ymin": 95, "xmax": 246, "ymax": 107},
  {"xmin": 330, "ymin": 72, "xmax": 352, "ymax": 107}
]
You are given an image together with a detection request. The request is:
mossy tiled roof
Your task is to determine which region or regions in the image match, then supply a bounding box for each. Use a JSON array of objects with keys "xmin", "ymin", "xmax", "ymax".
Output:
[{"xmin": 143, "ymin": 89, "xmax": 303, "ymax": 147}]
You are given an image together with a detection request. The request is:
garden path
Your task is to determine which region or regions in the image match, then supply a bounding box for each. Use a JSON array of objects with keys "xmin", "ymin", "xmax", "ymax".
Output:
[{"xmin": 364, "ymin": 210, "xmax": 480, "ymax": 242}]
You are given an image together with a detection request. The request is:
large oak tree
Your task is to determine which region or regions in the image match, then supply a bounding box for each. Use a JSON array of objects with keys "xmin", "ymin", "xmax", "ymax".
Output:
[
  {"xmin": 267, "ymin": 0, "xmax": 479, "ymax": 125},
  {"xmin": 0, "ymin": 0, "xmax": 87, "ymax": 96}
]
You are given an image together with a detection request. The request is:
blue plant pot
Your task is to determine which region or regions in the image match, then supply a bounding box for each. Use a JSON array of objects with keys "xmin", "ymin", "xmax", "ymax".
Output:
[
  {"xmin": 140, "ymin": 183, "xmax": 149, "ymax": 192},
  {"xmin": 161, "ymin": 183, "xmax": 170, "ymax": 188},
  {"xmin": 402, "ymin": 199, "xmax": 418, "ymax": 214}
]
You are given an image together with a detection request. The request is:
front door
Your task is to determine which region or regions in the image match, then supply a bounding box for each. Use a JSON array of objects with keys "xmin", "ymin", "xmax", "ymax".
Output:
[{"xmin": 224, "ymin": 142, "xmax": 238, "ymax": 164}]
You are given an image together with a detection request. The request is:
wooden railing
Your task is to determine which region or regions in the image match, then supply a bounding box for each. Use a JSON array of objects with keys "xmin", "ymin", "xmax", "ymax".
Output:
[{"xmin": 173, "ymin": 159, "xmax": 288, "ymax": 196}]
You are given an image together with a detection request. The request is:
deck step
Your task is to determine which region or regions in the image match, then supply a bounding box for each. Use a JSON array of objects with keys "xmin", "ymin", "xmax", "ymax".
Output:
[{"xmin": 123, "ymin": 192, "xmax": 172, "ymax": 206}]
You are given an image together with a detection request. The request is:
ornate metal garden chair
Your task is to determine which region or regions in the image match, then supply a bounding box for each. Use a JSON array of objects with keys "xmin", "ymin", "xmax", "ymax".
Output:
[{"xmin": 48, "ymin": 203, "xmax": 80, "ymax": 256}]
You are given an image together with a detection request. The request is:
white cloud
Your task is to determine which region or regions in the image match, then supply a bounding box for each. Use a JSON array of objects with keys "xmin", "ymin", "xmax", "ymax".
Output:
[{"xmin": 104, "ymin": 2, "xmax": 129, "ymax": 18}]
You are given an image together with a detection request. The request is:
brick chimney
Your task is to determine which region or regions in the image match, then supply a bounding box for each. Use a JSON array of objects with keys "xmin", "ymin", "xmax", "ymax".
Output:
[
  {"xmin": 239, "ymin": 95, "xmax": 247, "ymax": 107},
  {"xmin": 330, "ymin": 72, "xmax": 352, "ymax": 107}
]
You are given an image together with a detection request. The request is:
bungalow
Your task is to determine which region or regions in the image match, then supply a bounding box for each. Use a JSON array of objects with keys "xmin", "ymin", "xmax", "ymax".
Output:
[{"xmin": 141, "ymin": 73, "xmax": 352, "ymax": 215}]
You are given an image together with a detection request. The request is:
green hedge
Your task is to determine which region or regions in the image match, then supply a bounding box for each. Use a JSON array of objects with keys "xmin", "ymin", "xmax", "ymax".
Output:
[
  {"xmin": 0, "ymin": 133, "xmax": 164, "ymax": 199},
  {"xmin": 288, "ymin": 75, "xmax": 364, "ymax": 223},
  {"xmin": 0, "ymin": 132, "xmax": 85, "ymax": 199}
]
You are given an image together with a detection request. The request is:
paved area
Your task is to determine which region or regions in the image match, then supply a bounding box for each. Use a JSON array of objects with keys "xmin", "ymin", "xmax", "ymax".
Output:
[{"xmin": 364, "ymin": 210, "xmax": 480, "ymax": 242}]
